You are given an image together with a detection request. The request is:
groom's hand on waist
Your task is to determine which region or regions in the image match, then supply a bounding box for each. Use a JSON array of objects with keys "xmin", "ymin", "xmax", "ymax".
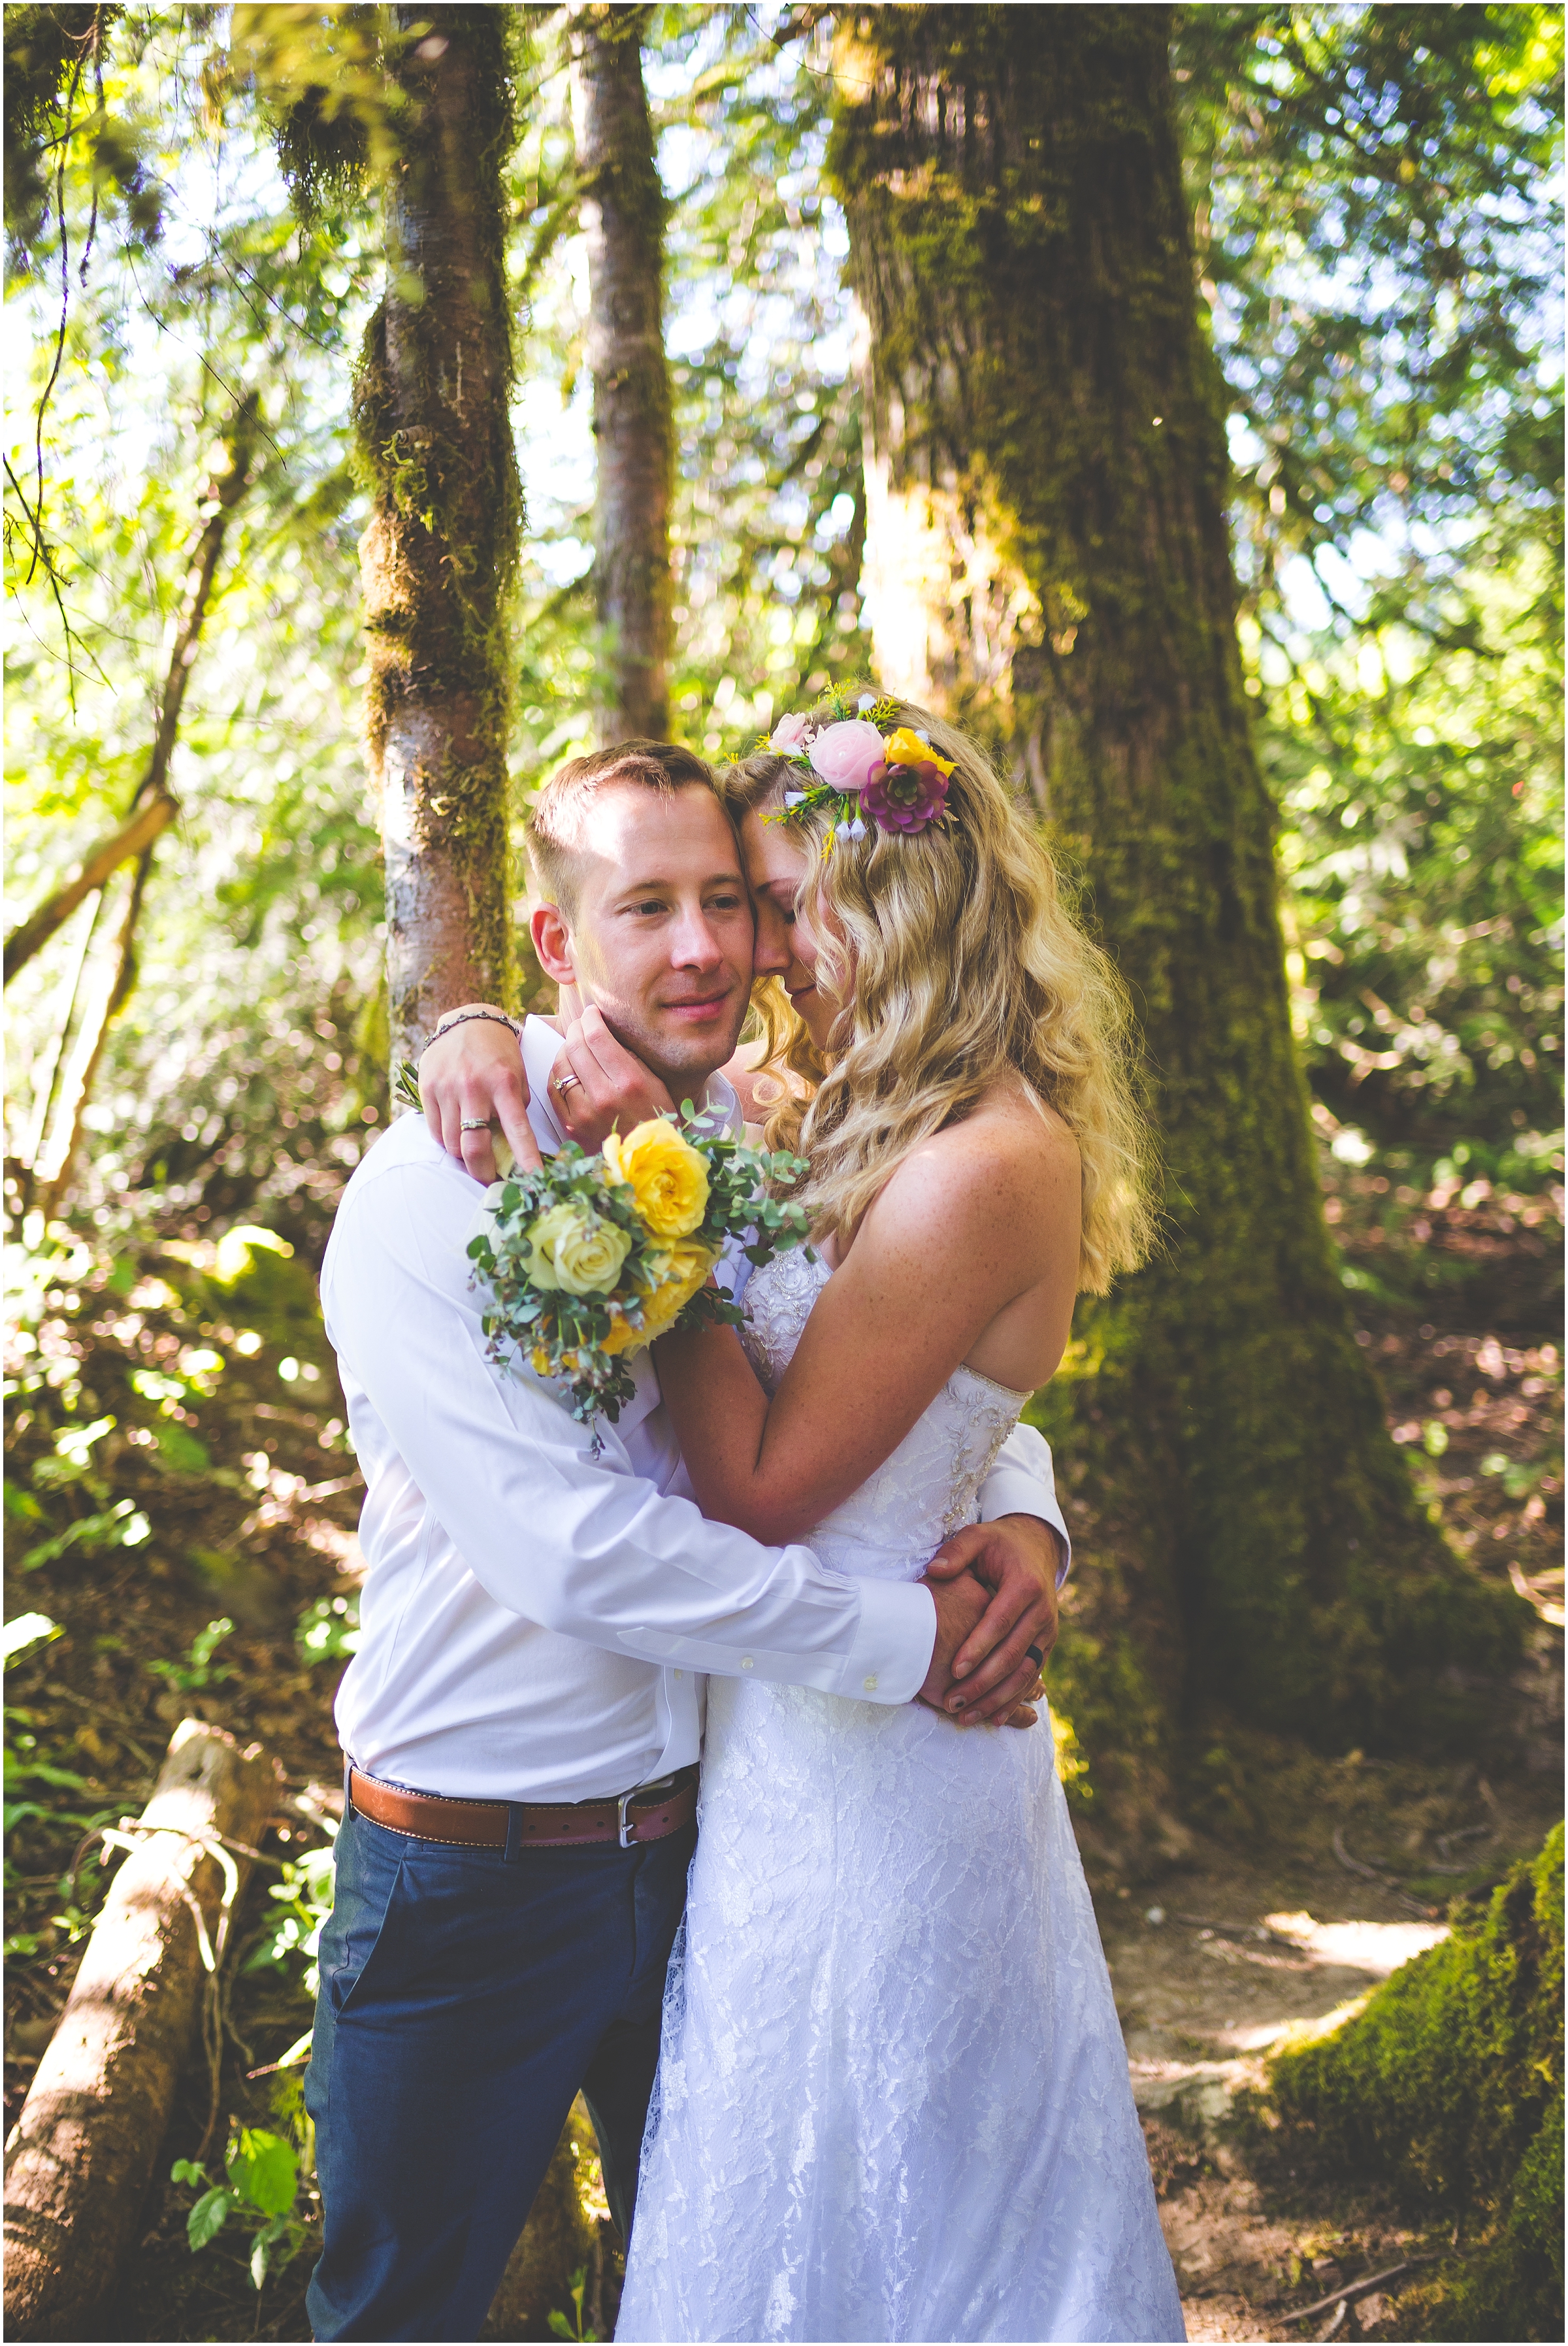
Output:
[
  {"xmin": 920, "ymin": 1514, "xmax": 1062, "ymax": 1725},
  {"xmin": 918, "ymin": 1568, "xmax": 1044, "ymax": 1728}
]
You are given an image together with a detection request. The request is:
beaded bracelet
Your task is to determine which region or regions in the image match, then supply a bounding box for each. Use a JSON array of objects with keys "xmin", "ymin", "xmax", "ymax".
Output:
[{"xmin": 427, "ymin": 1008, "xmax": 524, "ymax": 1052}]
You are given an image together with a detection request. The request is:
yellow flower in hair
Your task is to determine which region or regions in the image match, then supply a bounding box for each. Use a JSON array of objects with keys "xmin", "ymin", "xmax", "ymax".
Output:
[
  {"xmin": 881, "ymin": 726, "xmax": 955, "ymax": 776},
  {"xmin": 603, "ymin": 1119, "xmax": 710, "ymax": 1240}
]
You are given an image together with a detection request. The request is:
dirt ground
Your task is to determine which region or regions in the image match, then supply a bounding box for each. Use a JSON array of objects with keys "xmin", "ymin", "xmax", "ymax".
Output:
[{"xmin": 1098, "ymin": 1760, "xmax": 1561, "ymax": 2341}]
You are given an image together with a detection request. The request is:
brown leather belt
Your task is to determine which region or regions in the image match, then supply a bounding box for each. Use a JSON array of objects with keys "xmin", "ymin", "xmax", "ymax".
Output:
[{"xmin": 347, "ymin": 1764, "xmax": 698, "ymax": 1854}]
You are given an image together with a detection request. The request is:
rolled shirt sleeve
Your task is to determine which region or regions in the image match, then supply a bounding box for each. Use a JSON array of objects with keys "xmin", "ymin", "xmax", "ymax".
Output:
[{"xmin": 977, "ymin": 1423, "xmax": 1073, "ymax": 1587}]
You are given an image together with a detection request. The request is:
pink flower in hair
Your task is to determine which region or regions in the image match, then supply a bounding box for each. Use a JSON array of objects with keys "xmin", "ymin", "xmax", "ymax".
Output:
[
  {"xmin": 808, "ymin": 719, "xmax": 886, "ymax": 795},
  {"xmin": 862, "ymin": 758, "xmax": 951, "ymax": 834},
  {"xmin": 768, "ymin": 712, "xmax": 811, "ymax": 752}
]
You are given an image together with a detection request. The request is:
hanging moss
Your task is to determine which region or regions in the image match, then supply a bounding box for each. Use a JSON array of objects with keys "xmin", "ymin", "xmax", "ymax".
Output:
[
  {"xmin": 1264, "ymin": 1825, "xmax": 1564, "ymax": 2341},
  {"xmin": 828, "ymin": 4, "xmax": 1520, "ymax": 1752}
]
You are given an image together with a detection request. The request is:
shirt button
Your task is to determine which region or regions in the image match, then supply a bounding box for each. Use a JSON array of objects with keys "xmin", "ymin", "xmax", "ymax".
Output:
[
  {"xmin": 740, "ymin": 1656, "xmax": 754, "ymax": 1670},
  {"xmin": 672, "ymin": 1670, "xmax": 682, "ymax": 1679},
  {"xmin": 863, "ymin": 1672, "xmax": 879, "ymax": 1692}
]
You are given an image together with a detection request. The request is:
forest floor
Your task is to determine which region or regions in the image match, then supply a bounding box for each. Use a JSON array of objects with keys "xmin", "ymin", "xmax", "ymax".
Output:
[{"xmin": 3, "ymin": 1149, "xmax": 1561, "ymax": 2341}]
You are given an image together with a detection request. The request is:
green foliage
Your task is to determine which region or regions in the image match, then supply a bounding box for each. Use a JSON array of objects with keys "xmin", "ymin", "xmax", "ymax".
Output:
[
  {"xmin": 1266, "ymin": 1824, "xmax": 1565, "ymax": 2339},
  {"xmin": 146, "ymin": 1614, "xmax": 235, "ymax": 1692},
  {"xmin": 3, "ymin": 5, "xmax": 162, "ymax": 267},
  {"xmin": 1176, "ymin": 5, "xmax": 1563, "ymax": 605},
  {"xmin": 245, "ymin": 1833, "xmax": 336, "ymax": 1993},
  {"xmin": 296, "ymin": 1590, "xmax": 360, "ymax": 1666},
  {"xmin": 171, "ymin": 2124, "xmax": 312, "ymax": 2290},
  {"xmin": 548, "ymin": 2264, "xmax": 602, "ymax": 2342}
]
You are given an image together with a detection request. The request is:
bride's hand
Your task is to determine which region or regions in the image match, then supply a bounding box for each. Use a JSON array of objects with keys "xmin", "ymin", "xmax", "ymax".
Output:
[
  {"xmin": 547, "ymin": 1005, "xmax": 676, "ymax": 1149},
  {"xmin": 419, "ymin": 1006, "xmax": 542, "ymax": 1184}
]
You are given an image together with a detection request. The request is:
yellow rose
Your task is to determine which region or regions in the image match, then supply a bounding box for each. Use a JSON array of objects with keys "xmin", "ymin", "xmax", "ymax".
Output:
[
  {"xmin": 525, "ymin": 1201, "xmax": 633, "ymax": 1296},
  {"xmin": 881, "ymin": 725, "xmax": 955, "ymax": 776},
  {"xmin": 602, "ymin": 1240, "xmax": 715, "ymax": 1354},
  {"xmin": 602, "ymin": 1119, "xmax": 710, "ymax": 1241}
]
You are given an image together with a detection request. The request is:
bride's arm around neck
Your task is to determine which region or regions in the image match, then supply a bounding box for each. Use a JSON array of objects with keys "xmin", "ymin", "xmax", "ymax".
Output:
[{"xmin": 656, "ymin": 1092, "xmax": 1082, "ymax": 1546}]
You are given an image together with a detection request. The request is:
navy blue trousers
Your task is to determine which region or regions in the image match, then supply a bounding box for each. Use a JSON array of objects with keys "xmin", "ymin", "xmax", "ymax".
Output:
[{"xmin": 304, "ymin": 1799, "xmax": 694, "ymax": 2341}]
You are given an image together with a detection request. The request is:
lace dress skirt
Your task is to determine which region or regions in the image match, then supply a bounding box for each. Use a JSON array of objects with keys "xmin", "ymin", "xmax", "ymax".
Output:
[{"xmin": 615, "ymin": 1251, "xmax": 1184, "ymax": 2344}]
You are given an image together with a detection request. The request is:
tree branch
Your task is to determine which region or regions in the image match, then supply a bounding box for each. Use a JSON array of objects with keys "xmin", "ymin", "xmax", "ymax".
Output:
[{"xmin": 4, "ymin": 391, "xmax": 258, "ymax": 987}]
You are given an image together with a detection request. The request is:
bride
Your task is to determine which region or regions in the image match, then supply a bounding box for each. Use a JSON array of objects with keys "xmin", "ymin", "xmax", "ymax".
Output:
[
  {"xmin": 620, "ymin": 704, "xmax": 1181, "ymax": 2345},
  {"xmin": 425, "ymin": 696, "xmax": 1184, "ymax": 2343}
]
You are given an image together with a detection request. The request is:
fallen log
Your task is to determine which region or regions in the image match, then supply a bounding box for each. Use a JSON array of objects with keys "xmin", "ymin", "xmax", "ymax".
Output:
[{"xmin": 3, "ymin": 1719, "xmax": 278, "ymax": 2341}]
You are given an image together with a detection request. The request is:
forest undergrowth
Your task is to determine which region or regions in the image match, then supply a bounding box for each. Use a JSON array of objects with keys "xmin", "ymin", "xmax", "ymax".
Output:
[{"xmin": 2, "ymin": 1123, "xmax": 1560, "ymax": 2342}]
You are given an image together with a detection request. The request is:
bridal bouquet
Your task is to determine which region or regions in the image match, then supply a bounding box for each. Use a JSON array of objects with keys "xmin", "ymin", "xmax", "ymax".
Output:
[{"xmin": 466, "ymin": 1114, "xmax": 811, "ymax": 1430}]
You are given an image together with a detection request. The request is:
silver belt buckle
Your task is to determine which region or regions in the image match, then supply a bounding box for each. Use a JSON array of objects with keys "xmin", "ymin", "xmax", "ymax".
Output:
[{"xmin": 617, "ymin": 1791, "xmax": 637, "ymax": 1849}]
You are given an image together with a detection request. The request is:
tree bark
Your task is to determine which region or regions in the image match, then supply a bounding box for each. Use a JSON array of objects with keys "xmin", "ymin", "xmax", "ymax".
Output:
[
  {"xmin": 357, "ymin": 6, "xmax": 520, "ymax": 1070},
  {"xmin": 4, "ymin": 393, "xmax": 256, "ymax": 989},
  {"xmin": 3, "ymin": 1721, "xmax": 278, "ymax": 2340},
  {"xmin": 828, "ymin": 4, "xmax": 1510, "ymax": 1751},
  {"xmin": 574, "ymin": 4, "xmax": 673, "ymax": 743}
]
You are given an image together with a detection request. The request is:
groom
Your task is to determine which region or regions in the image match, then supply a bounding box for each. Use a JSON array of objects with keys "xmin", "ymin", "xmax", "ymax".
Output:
[{"xmin": 307, "ymin": 739, "xmax": 1069, "ymax": 2341}]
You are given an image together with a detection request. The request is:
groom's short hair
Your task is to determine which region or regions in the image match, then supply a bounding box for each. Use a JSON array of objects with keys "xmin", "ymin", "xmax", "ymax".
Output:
[{"xmin": 526, "ymin": 740, "xmax": 725, "ymax": 918}]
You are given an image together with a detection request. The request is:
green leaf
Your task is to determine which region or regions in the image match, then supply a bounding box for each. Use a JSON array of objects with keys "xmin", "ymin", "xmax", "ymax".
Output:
[
  {"xmin": 187, "ymin": 2186, "xmax": 233, "ymax": 2250},
  {"xmin": 226, "ymin": 2126, "xmax": 299, "ymax": 2218},
  {"xmin": 170, "ymin": 2158, "xmax": 208, "ymax": 2188},
  {"xmin": 152, "ymin": 1422, "xmax": 212, "ymax": 1475}
]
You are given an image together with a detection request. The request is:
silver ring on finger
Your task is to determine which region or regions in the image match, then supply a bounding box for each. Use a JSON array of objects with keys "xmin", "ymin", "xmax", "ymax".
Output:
[
  {"xmin": 460, "ymin": 1117, "xmax": 493, "ymax": 1132},
  {"xmin": 555, "ymin": 1073, "xmax": 581, "ymax": 1095}
]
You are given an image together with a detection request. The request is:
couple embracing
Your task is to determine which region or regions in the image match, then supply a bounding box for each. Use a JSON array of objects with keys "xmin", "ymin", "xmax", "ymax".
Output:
[{"xmin": 306, "ymin": 693, "xmax": 1185, "ymax": 2343}]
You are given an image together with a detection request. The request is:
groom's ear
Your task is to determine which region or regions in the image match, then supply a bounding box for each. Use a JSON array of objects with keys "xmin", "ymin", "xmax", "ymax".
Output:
[{"xmin": 532, "ymin": 900, "xmax": 576, "ymax": 986}]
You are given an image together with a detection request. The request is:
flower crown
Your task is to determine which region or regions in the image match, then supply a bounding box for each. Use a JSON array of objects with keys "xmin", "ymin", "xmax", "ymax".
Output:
[{"xmin": 756, "ymin": 689, "xmax": 956, "ymax": 845}]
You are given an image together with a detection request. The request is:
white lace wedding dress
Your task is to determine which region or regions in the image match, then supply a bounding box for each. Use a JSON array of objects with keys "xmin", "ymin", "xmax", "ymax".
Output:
[{"xmin": 615, "ymin": 1249, "xmax": 1185, "ymax": 2345}]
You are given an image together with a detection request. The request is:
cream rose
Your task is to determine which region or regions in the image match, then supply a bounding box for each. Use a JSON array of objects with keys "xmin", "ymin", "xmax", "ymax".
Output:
[
  {"xmin": 525, "ymin": 1201, "xmax": 633, "ymax": 1296},
  {"xmin": 602, "ymin": 1119, "xmax": 710, "ymax": 1240}
]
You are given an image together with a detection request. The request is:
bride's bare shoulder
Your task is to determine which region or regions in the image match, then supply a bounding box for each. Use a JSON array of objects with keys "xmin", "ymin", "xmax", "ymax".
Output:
[{"xmin": 869, "ymin": 1082, "xmax": 1079, "ymax": 1251}]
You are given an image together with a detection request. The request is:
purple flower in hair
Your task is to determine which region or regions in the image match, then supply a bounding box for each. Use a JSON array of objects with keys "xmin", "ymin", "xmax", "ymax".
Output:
[{"xmin": 862, "ymin": 757, "xmax": 951, "ymax": 835}]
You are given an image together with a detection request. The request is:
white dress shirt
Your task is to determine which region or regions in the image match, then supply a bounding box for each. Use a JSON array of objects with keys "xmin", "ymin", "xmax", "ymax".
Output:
[{"xmin": 321, "ymin": 1017, "xmax": 1070, "ymax": 1802}]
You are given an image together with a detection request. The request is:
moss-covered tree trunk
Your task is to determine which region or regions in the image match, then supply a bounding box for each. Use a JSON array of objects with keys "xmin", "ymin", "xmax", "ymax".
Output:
[
  {"xmin": 573, "ymin": 3, "xmax": 672, "ymax": 741},
  {"xmin": 357, "ymin": 5, "xmax": 519, "ymax": 1068},
  {"xmin": 829, "ymin": 3, "xmax": 1510, "ymax": 1752}
]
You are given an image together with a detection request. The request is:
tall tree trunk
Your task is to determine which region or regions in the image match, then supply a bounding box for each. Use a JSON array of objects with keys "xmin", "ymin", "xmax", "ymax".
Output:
[
  {"xmin": 574, "ymin": 3, "xmax": 673, "ymax": 742},
  {"xmin": 829, "ymin": 3, "xmax": 1511, "ymax": 1756},
  {"xmin": 357, "ymin": 6, "xmax": 521, "ymax": 1071}
]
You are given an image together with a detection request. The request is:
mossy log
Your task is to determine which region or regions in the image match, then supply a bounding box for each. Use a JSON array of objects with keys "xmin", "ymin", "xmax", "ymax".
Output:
[
  {"xmin": 828, "ymin": 3, "xmax": 1516, "ymax": 1755},
  {"xmin": 1267, "ymin": 1823, "xmax": 1564, "ymax": 2340},
  {"xmin": 3, "ymin": 1720, "xmax": 278, "ymax": 2340}
]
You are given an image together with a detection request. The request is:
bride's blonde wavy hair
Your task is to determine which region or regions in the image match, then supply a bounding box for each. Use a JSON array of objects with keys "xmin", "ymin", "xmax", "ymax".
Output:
[{"xmin": 725, "ymin": 699, "xmax": 1156, "ymax": 1295}]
